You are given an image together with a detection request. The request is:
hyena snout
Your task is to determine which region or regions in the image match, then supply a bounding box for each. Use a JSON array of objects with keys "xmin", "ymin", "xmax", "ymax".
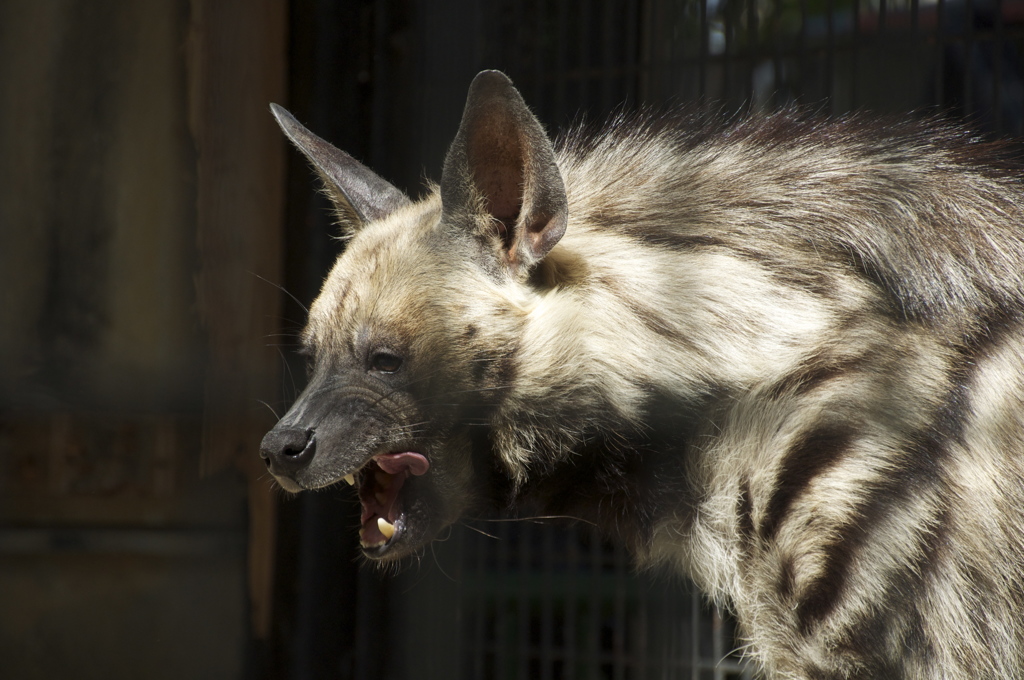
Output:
[{"xmin": 260, "ymin": 426, "xmax": 316, "ymax": 478}]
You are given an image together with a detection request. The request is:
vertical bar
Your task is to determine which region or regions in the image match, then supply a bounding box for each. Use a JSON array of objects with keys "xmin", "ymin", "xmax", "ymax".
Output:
[
  {"xmin": 935, "ymin": 0, "xmax": 946, "ymax": 107},
  {"xmin": 613, "ymin": 544, "xmax": 627, "ymax": 680},
  {"xmin": 635, "ymin": 580, "xmax": 648, "ymax": 680},
  {"xmin": 851, "ymin": 0, "xmax": 861, "ymax": 108},
  {"xmin": 691, "ymin": 585, "xmax": 701, "ymax": 680},
  {"xmin": 992, "ymin": 0, "xmax": 1004, "ymax": 132},
  {"xmin": 796, "ymin": 0, "xmax": 807, "ymax": 102},
  {"xmin": 699, "ymin": 0, "xmax": 708, "ymax": 99},
  {"xmin": 472, "ymin": 527, "xmax": 486, "ymax": 680},
  {"xmin": 541, "ymin": 526, "xmax": 554, "ymax": 680},
  {"xmin": 531, "ymin": 0, "xmax": 547, "ymax": 117},
  {"xmin": 667, "ymin": 585, "xmax": 675, "ymax": 680},
  {"xmin": 624, "ymin": 0, "xmax": 640, "ymax": 104},
  {"xmin": 453, "ymin": 526, "xmax": 466, "ymax": 679},
  {"xmin": 497, "ymin": 520, "xmax": 510, "ymax": 680},
  {"xmin": 909, "ymin": 0, "xmax": 923, "ymax": 120},
  {"xmin": 555, "ymin": 0, "xmax": 569, "ymax": 123},
  {"xmin": 676, "ymin": 581, "xmax": 687, "ymax": 678},
  {"xmin": 369, "ymin": 0, "xmax": 391, "ymax": 171},
  {"xmin": 589, "ymin": 528, "xmax": 602, "ymax": 680},
  {"xmin": 513, "ymin": 0, "xmax": 524, "ymax": 80},
  {"xmin": 825, "ymin": 0, "xmax": 835, "ymax": 112},
  {"xmin": 724, "ymin": 0, "xmax": 734, "ymax": 103},
  {"xmin": 712, "ymin": 607, "xmax": 723, "ymax": 680},
  {"xmin": 747, "ymin": 0, "xmax": 759, "ymax": 108},
  {"xmin": 964, "ymin": 0, "xmax": 975, "ymax": 118},
  {"xmin": 566, "ymin": 526, "xmax": 579, "ymax": 680},
  {"xmin": 772, "ymin": 0, "xmax": 783, "ymax": 107},
  {"xmin": 662, "ymin": 585, "xmax": 673, "ymax": 679},
  {"xmin": 355, "ymin": 569, "xmax": 389, "ymax": 680},
  {"xmin": 579, "ymin": 0, "xmax": 592, "ymax": 113},
  {"xmin": 602, "ymin": 0, "xmax": 615, "ymax": 111},
  {"xmin": 637, "ymin": 0, "xmax": 654, "ymax": 102},
  {"xmin": 518, "ymin": 524, "xmax": 531, "ymax": 680}
]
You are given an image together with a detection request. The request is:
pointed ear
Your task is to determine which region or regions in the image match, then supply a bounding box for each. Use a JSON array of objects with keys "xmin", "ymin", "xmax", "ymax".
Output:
[
  {"xmin": 440, "ymin": 71, "xmax": 568, "ymax": 273},
  {"xmin": 270, "ymin": 104, "xmax": 410, "ymax": 232}
]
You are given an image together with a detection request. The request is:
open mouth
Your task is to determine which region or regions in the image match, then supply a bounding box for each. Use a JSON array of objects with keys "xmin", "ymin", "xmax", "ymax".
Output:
[{"xmin": 350, "ymin": 452, "xmax": 430, "ymax": 551}]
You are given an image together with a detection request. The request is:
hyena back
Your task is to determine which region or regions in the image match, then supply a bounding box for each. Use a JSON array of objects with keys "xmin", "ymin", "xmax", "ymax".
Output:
[{"xmin": 261, "ymin": 71, "xmax": 1024, "ymax": 679}]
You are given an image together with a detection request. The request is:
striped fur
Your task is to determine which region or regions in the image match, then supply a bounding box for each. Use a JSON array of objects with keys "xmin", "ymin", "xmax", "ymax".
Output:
[{"xmin": 262, "ymin": 72, "xmax": 1024, "ymax": 679}]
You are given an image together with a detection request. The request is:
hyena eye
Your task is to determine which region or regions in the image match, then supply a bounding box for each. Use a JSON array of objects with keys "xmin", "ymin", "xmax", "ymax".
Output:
[
  {"xmin": 297, "ymin": 346, "xmax": 315, "ymax": 377},
  {"xmin": 370, "ymin": 351, "xmax": 403, "ymax": 374}
]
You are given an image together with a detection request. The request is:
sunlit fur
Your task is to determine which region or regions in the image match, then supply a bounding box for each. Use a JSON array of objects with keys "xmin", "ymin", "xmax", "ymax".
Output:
[{"xmin": 294, "ymin": 98, "xmax": 1024, "ymax": 678}]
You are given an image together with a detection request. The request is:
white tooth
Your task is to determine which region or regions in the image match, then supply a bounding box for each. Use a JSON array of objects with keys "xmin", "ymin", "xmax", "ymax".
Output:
[
  {"xmin": 377, "ymin": 517, "xmax": 395, "ymax": 539},
  {"xmin": 344, "ymin": 474, "xmax": 355, "ymax": 486}
]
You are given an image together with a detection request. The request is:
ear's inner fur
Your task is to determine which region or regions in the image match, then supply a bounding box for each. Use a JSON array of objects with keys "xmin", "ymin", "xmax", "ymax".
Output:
[
  {"xmin": 468, "ymin": 124, "xmax": 523, "ymax": 252},
  {"xmin": 442, "ymin": 70, "xmax": 568, "ymax": 271}
]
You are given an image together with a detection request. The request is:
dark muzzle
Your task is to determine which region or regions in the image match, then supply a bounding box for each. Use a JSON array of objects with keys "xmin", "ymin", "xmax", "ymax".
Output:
[{"xmin": 260, "ymin": 426, "xmax": 316, "ymax": 475}]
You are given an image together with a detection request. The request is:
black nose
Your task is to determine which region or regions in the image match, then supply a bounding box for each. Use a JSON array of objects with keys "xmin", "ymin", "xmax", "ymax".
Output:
[{"xmin": 260, "ymin": 426, "xmax": 316, "ymax": 475}]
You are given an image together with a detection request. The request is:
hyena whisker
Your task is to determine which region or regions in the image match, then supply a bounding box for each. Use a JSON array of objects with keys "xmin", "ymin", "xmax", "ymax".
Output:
[
  {"xmin": 363, "ymin": 374, "xmax": 447, "ymax": 411},
  {"xmin": 364, "ymin": 374, "xmax": 508, "ymax": 419},
  {"xmin": 428, "ymin": 539, "xmax": 459, "ymax": 584},
  {"xmin": 258, "ymin": 472, "xmax": 290, "ymax": 498},
  {"xmin": 389, "ymin": 421, "xmax": 429, "ymax": 431},
  {"xmin": 435, "ymin": 524, "xmax": 453, "ymax": 544},
  {"xmin": 434, "ymin": 385, "xmax": 514, "ymax": 397},
  {"xmin": 471, "ymin": 515, "xmax": 600, "ymax": 528},
  {"xmin": 458, "ymin": 522, "xmax": 502, "ymax": 541},
  {"xmin": 263, "ymin": 332, "xmax": 304, "ymax": 340},
  {"xmin": 263, "ymin": 341, "xmax": 304, "ymax": 350},
  {"xmin": 254, "ymin": 399, "xmax": 281, "ymax": 420},
  {"xmin": 263, "ymin": 317, "xmax": 309, "ymax": 337},
  {"xmin": 271, "ymin": 346, "xmax": 301, "ymax": 402},
  {"xmin": 249, "ymin": 270, "xmax": 309, "ymax": 314},
  {"xmin": 417, "ymin": 388, "xmax": 515, "ymax": 410}
]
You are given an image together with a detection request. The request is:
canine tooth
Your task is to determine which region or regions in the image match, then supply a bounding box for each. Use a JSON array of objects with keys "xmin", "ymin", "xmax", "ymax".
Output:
[
  {"xmin": 377, "ymin": 517, "xmax": 395, "ymax": 539},
  {"xmin": 344, "ymin": 474, "xmax": 355, "ymax": 486}
]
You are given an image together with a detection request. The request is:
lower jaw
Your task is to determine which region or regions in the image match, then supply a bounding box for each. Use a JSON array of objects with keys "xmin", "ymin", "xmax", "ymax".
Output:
[{"xmin": 360, "ymin": 514, "xmax": 401, "ymax": 550}]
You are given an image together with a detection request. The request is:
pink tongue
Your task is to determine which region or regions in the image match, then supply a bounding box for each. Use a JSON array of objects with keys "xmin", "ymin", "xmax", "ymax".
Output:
[{"xmin": 373, "ymin": 452, "xmax": 429, "ymax": 476}]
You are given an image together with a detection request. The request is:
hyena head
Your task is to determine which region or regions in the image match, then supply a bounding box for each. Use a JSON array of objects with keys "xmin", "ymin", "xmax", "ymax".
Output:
[{"xmin": 260, "ymin": 71, "xmax": 567, "ymax": 561}]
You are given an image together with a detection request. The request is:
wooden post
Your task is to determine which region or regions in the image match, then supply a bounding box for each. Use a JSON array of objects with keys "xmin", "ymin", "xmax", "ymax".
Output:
[{"xmin": 187, "ymin": 0, "xmax": 288, "ymax": 640}]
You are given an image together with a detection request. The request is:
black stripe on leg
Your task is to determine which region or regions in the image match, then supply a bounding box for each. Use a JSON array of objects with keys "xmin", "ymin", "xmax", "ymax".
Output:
[
  {"xmin": 832, "ymin": 504, "xmax": 949, "ymax": 663},
  {"xmin": 795, "ymin": 421, "xmax": 954, "ymax": 635},
  {"xmin": 794, "ymin": 502, "xmax": 884, "ymax": 636},
  {"xmin": 759, "ymin": 424, "xmax": 857, "ymax": 543}
]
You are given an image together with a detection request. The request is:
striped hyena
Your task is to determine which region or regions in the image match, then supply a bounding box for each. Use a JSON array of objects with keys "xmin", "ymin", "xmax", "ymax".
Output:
[{"xmin": 261, "ymin": 71, "xmax": 1024, "ymax": 679}]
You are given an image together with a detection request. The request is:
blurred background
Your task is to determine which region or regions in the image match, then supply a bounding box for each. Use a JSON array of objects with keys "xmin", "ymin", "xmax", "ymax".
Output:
[{"xmin": 0, "ymin": 1, "xmax": 1021, "ymax": 679}]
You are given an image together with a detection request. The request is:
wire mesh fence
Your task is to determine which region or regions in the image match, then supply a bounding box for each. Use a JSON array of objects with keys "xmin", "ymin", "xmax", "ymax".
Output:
[
  {"xmin": 456, "ymin": 521, "xmax": 754, "ymax": 680},
  {"xmin": 482, "ymin": 0, "xmax": 1023, "ymax": 133}
]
